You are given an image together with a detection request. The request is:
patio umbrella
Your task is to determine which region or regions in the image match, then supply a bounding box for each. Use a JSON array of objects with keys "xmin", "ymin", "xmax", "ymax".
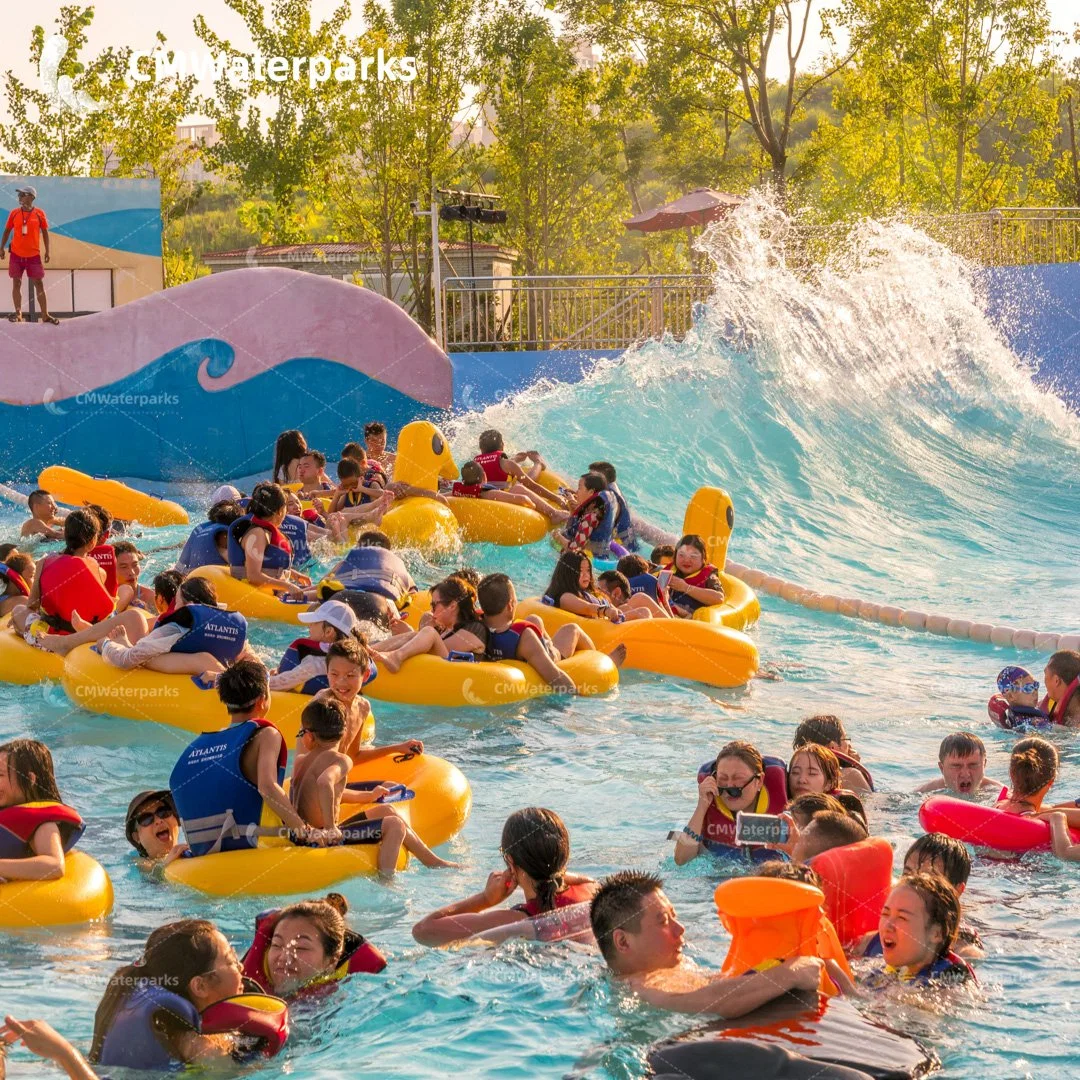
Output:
[{"xmin": 624, "ymin": 188, "xmax": 744, "ymax": 233}]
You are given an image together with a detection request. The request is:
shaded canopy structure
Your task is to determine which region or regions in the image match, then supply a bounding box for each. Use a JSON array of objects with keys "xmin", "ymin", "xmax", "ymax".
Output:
[{"xmin": 624, "ymin": 188, "xmax": 745, "ymax": 233}]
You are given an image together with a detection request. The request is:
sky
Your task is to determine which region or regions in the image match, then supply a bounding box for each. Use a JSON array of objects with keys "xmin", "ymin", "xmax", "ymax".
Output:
[{"xmin": 1, "ymin": 0, "xmax": 1078, "ymax": 127}]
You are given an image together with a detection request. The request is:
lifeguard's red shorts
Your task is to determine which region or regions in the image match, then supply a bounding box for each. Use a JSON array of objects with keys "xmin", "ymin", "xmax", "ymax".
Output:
[{"xmin": 8, "ymin": 253, "xmax": 44, "ymax": 280}]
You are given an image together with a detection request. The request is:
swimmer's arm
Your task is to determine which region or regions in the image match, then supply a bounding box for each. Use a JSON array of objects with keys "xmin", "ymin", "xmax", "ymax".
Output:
[
  {"xmin": 254, "ymin": 728, "xmax": 309, "ymax": 835},
  {"xmin": 0, "ymin": 1017, "xmax": 99, "ymax": 1080},
  {"xmin": 350, "ymin": 737, "xmax": 422, "ymax": 767},
  {"xmin": 1050, "ymin": 812, "xmax": 1080, "ymax": 860},
  {"xmin": 1044, "ymin": 806, "xmax": 1080, "ymax": 832},
  {"xmin": 631, "ymin": 961, "xmax": 813, "ymax": 1018},
  {"xmin": 266, "ymin": 655, "xmax": 324, "ymax": 691},
  {"xmin": 557, "ymin": 593, "xmax": 603, "ymax": 617},
  {"xmin": 840, "ymin": 766, "xmax": 871, "ymax": 793},
  {"xmin": 413, "ymin": 894, "xmax": 524, "ymax": 947},
  {"xmin": 173, "ymin": 1029, "xmax": 236, "ymax": 1064},
  {"xmin": 440, "ymin": 628, "xmax": 485, "ymax": 654},
  {"xmin": 0, "ymin": 823, "xmax": 65, "ymax": 881},
  {"xmin": 669, "ymin": 576, "xmax": 726, "ymax": 606},
  {"xmin": 915, "ymin": 777, "xmax": 946, "ymax": 793},
  {"xmin": 316, "ymin": 761, "xmax": 349, "ymax": 829},
  {"xmin": 100, "ymin": 624, "xmax": 181, "ymax": 669}
]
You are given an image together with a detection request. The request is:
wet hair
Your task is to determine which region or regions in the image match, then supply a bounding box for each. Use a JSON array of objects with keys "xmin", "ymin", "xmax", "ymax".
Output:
[
  {"xmin": 478, "ymin": 429, "xmax": 505, "ymax": 453},
  {"xmin": 305, "ymin": 449, "xmax": 327, "ymax": 470},
  {"xmin": 271, "ymin": 893, "xmax": 350, "ymax": 966},
  {"xmin": 62, "ymin": 508, "xmax": 99, "ymax": 554},
  {"xmin": 793, "ymin": 715, "xmax": 848, "ymax": 750},
  {"xmin": 905, "ymin": 834, "xmax": 971, "ymax": 889},
  {"xmin": 1008, "ymin": 736, "xmax": 1058, "ymax": 799},
  {"xmin": 714, "ymin": 739, "xmax": 764, "ymax": 780},
  {"xmin": 217, "ymin": 658, "xmax": 269, "ymax": 714},
  {"xmin": 27, "ymin": 489, "xmax": 52, "ymax": 512},
  {"xmin": 431, "ymin": 576, "xmax": 482, "ymax": 629},
  {"xmin": 0, "ymin": 738, "xmax": 62, "ymax": 804},
  {"xmin": 673, "ymin": 534, "xmax": 708, "ymax": 567},
  {"xmin": 597, "ymin": 570, "xmax": 631, "ymax": 601},
  {"xmin": 449, "ymin": 567, "xmax": 482, "ymax": 589},
  {"xmin": 355, "ymin": 529, "xmax": 390, "ymax": 550},
  {"xmin": 1046, "ymin": 650, "xmax": 1080, "ymax": 686},
  {"xmin": 833, "ymin": 790, "xmax": 868, "ymax": 829},
  {"xmin": 786, "ymin": 792, "xmax": 845, "ymax": 828},
  {"xmin": 90, "ymin": 920, "xmax": 222, "ymax": 1063},
  {"xmin": 300, "ymin": 698, "xmax": 347, "ymax": 743},
  {"xmin": 178, "ymin": 577, "xmax": 218, "ymax": 607},
  {"xmin": 754, "ymin": 860, "xmax": 823, "ymax": 890},
  {"xmin": 248, "ymin": 482, "xmax": 287, "ymax": 520},
  {"xmin": 895, "ymin": 872, "xmax": 961, "ymax": 960},
  {"xmin": 273, "ymin": 429, "xmax": 308, "ymax": 483},
  {"xmin": 5, "ymin": 552, "xmax": 34, "ymax": 579},
  {"xmin": 788, "ymin": 744, "xmax": 842, "ymax": 797},
  {"xmin": 363, "ymin": 422, "xmax": 387, "ymax": 439},
  {"xmin": 460, "ymin": 460, "xmax": 485, "ymax": 485},
  {"xmin": 938, "ymin": 731, "xmax": 986, "ymax": 762},
  {"xmin": 802, "ymin": 810, "xmax": 867, "ymax": 855},
  {"xmin": 615, "ymin": 556, "xmax": 648, "ymax": 581},
  {"xmin": 501, "ymin": 808, "xmax": 571, "ymax": 915},
  {"xmin": 208, "ymin": 500, "xmax": 244, "ymax": 526},
  {"xmin": 590, "ymin": 869, "xmax": 664, "ymax": 967},
  {"xmin": 0, "ymin": 542, "xmax": 18, "ymax": 560},
  {"xmin": 579, "ymin": 471, "xmax": 607, "ymax": 497},
  {"xmin": 544, "ymin": 551, "xmax": 594, "ymax": 604},
  {"xmin": 337, "ymin": 458, "xmax": 361, "ymax": 481},
  {"xmin": 327, "ymin": 635, "xmax": 372, "ymax": 675},
  {"xmin": 650, "ymin": 544, "xmax": 675, "ymax": 565},
  {"xmin": 153, "ymin": 570, "xmax": 184, "ymax": 605},
  {"xmin": 112, "ymin": 540, "xmax": 140, "ymax": 559},
  {"xmin": 477, "ymin": 572, "xmax": 513, "ymax": 615},
  {"xmin": 588, "ymin": 461, "xmax": 616, "ymax": 483},
  {"xmin": 85, "ymin": 503, "xmax": 113, "ymax": 538},
  {"xmin": 341, "ymin": 442, "xmax": 366, "ymax": 462}
]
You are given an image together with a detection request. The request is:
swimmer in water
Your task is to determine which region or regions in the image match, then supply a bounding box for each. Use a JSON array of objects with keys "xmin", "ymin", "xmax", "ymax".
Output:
[{"xmin": 916, "ymin": 732, "xmax": 1004, "ymax": 798}]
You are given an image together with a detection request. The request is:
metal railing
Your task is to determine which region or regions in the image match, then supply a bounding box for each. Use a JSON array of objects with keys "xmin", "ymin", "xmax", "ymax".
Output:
[
  {"xmin": 440, "ymin": 209, "xmax": 1080, "ymax": 350},
  {"xmin": 442, "ymin": 274, "xmax": 713, "ymax": 351}
]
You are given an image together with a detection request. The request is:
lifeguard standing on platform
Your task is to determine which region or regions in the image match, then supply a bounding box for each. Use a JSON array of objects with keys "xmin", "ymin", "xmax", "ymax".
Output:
[{"xmin": 1, "ymin": 184, "xmax": 60, "ymax": 324}]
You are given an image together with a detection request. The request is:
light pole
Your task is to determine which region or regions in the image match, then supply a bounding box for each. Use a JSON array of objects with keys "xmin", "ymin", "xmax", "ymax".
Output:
[{"xmin": 412, "ymin": 185, "xmax": 443, "ymax": 351}]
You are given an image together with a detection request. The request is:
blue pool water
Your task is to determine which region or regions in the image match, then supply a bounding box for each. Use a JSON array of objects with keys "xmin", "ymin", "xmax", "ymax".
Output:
[{"xmin": 2, "ymin": 209, "xmax": 1080, "ymax": 1077}]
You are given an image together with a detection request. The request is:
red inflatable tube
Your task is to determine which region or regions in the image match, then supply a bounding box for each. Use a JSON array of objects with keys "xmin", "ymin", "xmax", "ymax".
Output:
[{"xmin": 919, "ymin": 795, "xmax": 1080, "ymax": 853}]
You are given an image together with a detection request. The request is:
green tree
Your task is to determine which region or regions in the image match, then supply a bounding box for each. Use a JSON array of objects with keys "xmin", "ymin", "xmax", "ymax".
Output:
[{"xmin": 194, "ymin": 0, "xmax": 353, "ymax": 242}]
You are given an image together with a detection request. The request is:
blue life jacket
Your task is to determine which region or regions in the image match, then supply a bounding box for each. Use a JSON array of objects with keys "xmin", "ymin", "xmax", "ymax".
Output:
[
  {"xmin": 484, "ymin": 620, "xmax": 537, "ymax": 662},
  {"xmin": 170, "ymin": 720, "xmax": 285, "ymax": 857},
  {"xmin": 227, "ymin": 516, "xmax": 292, "ymax": 573},
  {"xmin": 176, "ymin": 522, "xmax": 229, "ymax": 574},
  {"xmin": 96, "ymin": 981, "xmax": 201, "ymax": 1070},
  {"xmin": 277, "ymin": 638, "xmax": 329, "ymax": 694},
  {"xmin": 562, "ymin": 490, "xmax": 617, "ymax": 555},
  {"xmin": 279, "ymin": 514, "xmax": 312, "ymax": 567},
  {"xmin": 323, "ymin": 546, "xmax": 415, "ymax": 607},
  {"xmin": 863, "ymin": 934, "xmax": 975, "ymax": 985},
  {"xmin": 611, "ymin": 484, "xmax": 636, "ymax": 548},
  {"xmin": 156, "ymin": 604, "xmax": 248, "ymax": 663},
  {"xmin": 627, "ymin": 572, "xmax": 660, "ymax": 602}
]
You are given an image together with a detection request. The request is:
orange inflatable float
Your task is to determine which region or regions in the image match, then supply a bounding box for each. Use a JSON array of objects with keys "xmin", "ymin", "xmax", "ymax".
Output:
[
  {"xmin": 809, "ymin": 837, "xmax": 893, "ymax": 948},
  {"xmin": 713, "ymin": 877, "xmax": 851, "ymax": 995}
]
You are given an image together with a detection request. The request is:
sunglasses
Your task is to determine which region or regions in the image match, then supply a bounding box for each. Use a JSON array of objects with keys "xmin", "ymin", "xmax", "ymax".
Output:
[
  {"xmin": 134, "ymin": 805, "xmax": 175, "ymax": 829},
  {"xmin": 430, "ymin": 598, "xmax": 450, "ymax": 609},
  {"xmin": 716, "ymin": 774, "xmax": 762, "ymax": 798}
]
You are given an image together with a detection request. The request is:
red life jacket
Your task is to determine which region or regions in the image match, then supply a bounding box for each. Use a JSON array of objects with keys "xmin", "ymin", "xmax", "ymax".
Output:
[
  {"xmin": 677, "ymin": 563, "xmax": 719, "ymax": 589},
  {"xmin": 1041, "ymin": 677, "xmax": 1080, "ymax": 725},
  {"xmin": 0, "ymin": 801, "xmax": 84, "ymax": 858},
  {"xmin": 39, "ymin": 553, "xmax": 115, "ymax": 633},
  {"xmin": 251, "ymin": 517, "xmax": 292, "ymax": 557},
  {"xmin": 0, "ymin": 565, "xmax": 30, "ymax": 596},
  {"xmin": 241, "ymin": 909, "xmax": 387, "ymax": 997},
  {"xmin": 88, "ymin": 544, "xmax": 118, "ymax": 596},
  {"xmin": 833, "ymin": 748, "xmax": 875, "ymax": 791},
  {"xmin": 200, "ymin": 994, "xmax": 288, "ymax": 1058},
  {"xmin": 451, "ymin": 482, "xmax": 485, "ymax": 498},
  {"xmin": 475, "ymin": 451, "xmax": 509, "ymax": 484},
  {"xmin": 514, "ymin": 880, "xmax": 595, "ymax": 917},
  {"xmin": 701, "ymin": 758, "xmax": 788, "ymax": 849}
]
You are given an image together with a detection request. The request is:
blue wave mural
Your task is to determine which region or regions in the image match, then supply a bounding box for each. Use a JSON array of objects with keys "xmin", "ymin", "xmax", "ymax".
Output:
[{"xmin": 51, "ymin": 208, "xmax": 163, "ymax": 257}]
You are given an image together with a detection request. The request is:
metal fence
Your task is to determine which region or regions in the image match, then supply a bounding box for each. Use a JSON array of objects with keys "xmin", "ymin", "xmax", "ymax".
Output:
[{"xmin": 440, "ymin": 209, "xmax": 1080, "ymax": 350}]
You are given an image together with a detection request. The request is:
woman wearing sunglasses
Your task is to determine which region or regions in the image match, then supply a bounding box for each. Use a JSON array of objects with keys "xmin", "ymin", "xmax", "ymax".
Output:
[
  {"xmin": 124, "ymin": 790, "xmax": 187, "ymax": 871},
  {"xmin": 674, "ymin": 740, "xmax": 788, "ymax": 863}
]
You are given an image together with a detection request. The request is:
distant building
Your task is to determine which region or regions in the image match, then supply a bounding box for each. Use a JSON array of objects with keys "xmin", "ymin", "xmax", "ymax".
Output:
[
  {"xmin": 451, "ymin": 101, "xmax": 497, "ymax": 149},
  {"xmin": 175, "ymin": 123, "xmax": 222, "ymax": 183}
]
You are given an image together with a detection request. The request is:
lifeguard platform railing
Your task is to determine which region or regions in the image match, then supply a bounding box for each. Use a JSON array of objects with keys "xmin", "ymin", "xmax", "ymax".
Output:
[{"xmin": 441, "ymin": 208, "xmax": 1080, "ymax": 351}]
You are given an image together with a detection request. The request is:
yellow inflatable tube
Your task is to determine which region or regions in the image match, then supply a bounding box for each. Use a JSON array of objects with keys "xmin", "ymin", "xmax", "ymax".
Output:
[
  {"xmin": 445, "ymin": 496, "xmax": 549, "ymax": 546},
  {"xmin": 187, "ymin": 566, "xmax": 305, "ymax": 626},
  {"xmin": 365, "ymin": 650, "xmax": 617, "ymax": 707},
  {"xmin": 380, "ymin": 498, "xmax": 461, "ymax": 554},
  {"xmin": 60, "ymin": 644, "xmax": 376, "ymax": 743},
  {"xmin": 165, "ymin": 750, "xmax": 471, "ymax": 897},
  {"xmin": 0, "ymin": 851, "xmax": 113, "ymax": 928},
  {"xmin": 0, "ymin": 618, "xmax": 64, "ymax": 684},
  {"xmin": 515, "ymin": 599, "xmax": 758, "ymax": 688},
  {"xmin": 38, "ymin": 466, "xmax": 188, "ymax": 527},
  {"xmin": 692, "ymin": 573, "xmax": 761, "ymax": 631}
]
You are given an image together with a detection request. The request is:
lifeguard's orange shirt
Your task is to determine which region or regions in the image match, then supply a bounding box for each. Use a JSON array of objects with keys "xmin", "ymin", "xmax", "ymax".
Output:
[{"xmin": 5, "ymin": 206, "xmax": 48, "ymax": 258}]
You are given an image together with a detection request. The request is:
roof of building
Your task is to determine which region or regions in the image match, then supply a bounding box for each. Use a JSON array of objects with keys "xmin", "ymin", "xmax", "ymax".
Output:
[{"xmin": 203, "ymin": 240, "xmax": 516, "ymax": 261}]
